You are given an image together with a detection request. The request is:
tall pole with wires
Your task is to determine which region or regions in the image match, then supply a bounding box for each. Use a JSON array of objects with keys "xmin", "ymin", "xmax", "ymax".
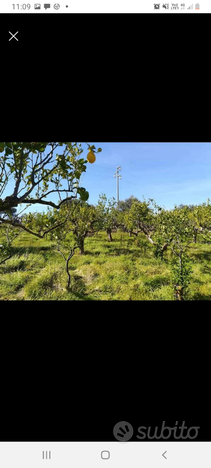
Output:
[{"xmin": 114, "ymin": 166, "xmax": 122, "ymax": 206}]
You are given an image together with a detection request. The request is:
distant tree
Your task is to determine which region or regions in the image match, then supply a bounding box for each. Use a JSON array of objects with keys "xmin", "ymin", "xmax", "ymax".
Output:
[
  {"xmin": 96, "ymin": 194, "xmax": 119, "ymax": 242},
  {"xmin": 189, "ymin": 200, "xmax": 211, "ymax": 243},
  {"xmin": 21, "ymin": 210, "xmax": 69, "ymax": 240},
  {"xmin": 152, "ymin": 203, "xmax": 195, "ymax": 300},
  {"xmin": 123, "ymin": 199, "xmax": 155, "ymax": 241},
  {"xmin": 118, "ymin": 196, "xmax": 140, "ymax": 212},
  {"xmin": 178, "ymin": 203, "xmax": 195, "ymax": 211},
  {"xmin": 50, "ymin": 221, "xmax": 78, "ymax": 290},
  {"xmin": 0, "ymin": 225, "xmax": 20, "ymax": 266},
  {"xmin": 56, "ymin": 200, "xmax": 98, "ymax": 255}
]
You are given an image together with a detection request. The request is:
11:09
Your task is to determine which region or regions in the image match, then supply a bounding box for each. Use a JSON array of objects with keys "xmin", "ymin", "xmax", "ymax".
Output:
[{"xmin": 12, "ymin": 4, "xmax": 31, "ymax": 8}]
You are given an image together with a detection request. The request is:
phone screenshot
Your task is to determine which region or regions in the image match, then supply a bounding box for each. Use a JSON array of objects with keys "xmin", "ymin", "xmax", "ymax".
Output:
[{"xmin": 0, "ymin": 0, "xmax": 208, "ymax": 455}]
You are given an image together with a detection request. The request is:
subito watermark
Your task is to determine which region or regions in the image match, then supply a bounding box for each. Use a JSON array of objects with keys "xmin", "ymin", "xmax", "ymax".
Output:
[{"xmin": 113, "ymin": 421, "xmax": 200, "ymax": 441}]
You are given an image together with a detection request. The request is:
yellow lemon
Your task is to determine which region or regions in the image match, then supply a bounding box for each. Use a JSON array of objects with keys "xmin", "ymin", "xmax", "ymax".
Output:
[{"xmin": 87, "ymin": 151, "xmax": 96, "ymax": 164}]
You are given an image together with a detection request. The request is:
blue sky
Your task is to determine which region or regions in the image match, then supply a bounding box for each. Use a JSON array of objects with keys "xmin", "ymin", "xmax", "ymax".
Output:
[
  {"xmin": 81, "ymin": 142, "xmax": 211, "ymax": 209},
  {"xmin": 2, "ymin": 142, "xmax": 211, "ymax": 214}
]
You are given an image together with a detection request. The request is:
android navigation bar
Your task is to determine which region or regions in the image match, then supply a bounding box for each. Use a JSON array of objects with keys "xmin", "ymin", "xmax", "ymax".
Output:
[{"xmin": 0, "ymin": 442, "xmax": 211, "ymax": 467}]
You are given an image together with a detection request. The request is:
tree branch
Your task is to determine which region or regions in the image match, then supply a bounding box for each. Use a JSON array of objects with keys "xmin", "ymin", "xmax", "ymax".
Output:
[
  {"xmin": 32, "ymin": 144, "xmax": 58, "ymax": 174},
  {"xmin": 18, "ymin": 160, "xmax": 60, "ymax": 202},
  {"xmin": 13, "ymin": 147, "xmax": 25, "ymax": 197},
  {"xmin": 0, "ymin": 216, "xmax": 68, "ymax": 239},
  {"xmin": 161, "ymin": 242, "xmax": 169, "ymax": 253},
  {"xmin": 19, "ymin": 194, "xmax": 77, "ymax": 209},
  {"xmin": 11, "ymin": 143, "xmax": 18, "ymax": 180},
  {"xmin": 67, "ymin": 246, "xmax": 78, "ymax": 261},
  {"xmin": 0, "ymin": 255, "xmax": 12, "ymax": 266},
  {"xmin": 35, "ymin": 189, "xmax": 75, "ymax": 200},
  {"xmin": 56, "ymin": 245, "xmax": 66, "ymax": 261},
  {"xmin": 17, "ymin": 144, "xmax": 59, "ymax": 203},
  {"xmin": 128, "ymin": 230, "xmax": 139, "ymax": 237}
]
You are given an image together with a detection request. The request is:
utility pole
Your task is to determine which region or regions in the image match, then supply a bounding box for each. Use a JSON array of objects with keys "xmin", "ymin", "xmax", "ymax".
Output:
[{"xmin": 114, "ymin": 166, "xmax": 122, "ymax": 206}]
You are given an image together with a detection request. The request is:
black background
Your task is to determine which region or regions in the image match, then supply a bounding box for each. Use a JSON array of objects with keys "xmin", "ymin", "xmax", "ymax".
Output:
[
  {"xmin": 0, "ymin": 422, "xmax": 209, "ymax": 442},
  {"xmin": 1, "ymin": 13, "xmax": 209, "ymax": 141},
  {"xmin": 0, "ymin": 312, "xmax": 209, "ymax": 441}
]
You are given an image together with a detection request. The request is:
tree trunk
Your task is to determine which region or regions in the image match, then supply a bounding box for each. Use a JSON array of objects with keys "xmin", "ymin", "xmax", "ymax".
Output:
[
  {"xmin": 107, "ymin": 229, "xmax": 113, "ymax": 242},
  {"xmin": 174, "ymin": 285, "xmax": 185, "ymax": 301},
  {"xmin": 66, "ymin": 259, "xmax": 71, "ymax": 289},
  {"xmin": 193, "ymin": 228, "xmax": 198, "ymax": 243},
  {"xmin": 129, "ymin": 231, "xmax": 131, "ymax": 237},
  {"xmin": 174, "ymin": 253, "xmax": 185, "ymax": 300},
  {"xmin": 79, "ymin": 238, "xmax": 85, "ymax": 255},
  {"xmin": 160, "ymin": 243, "xmax": 168, "ymax": 257}
]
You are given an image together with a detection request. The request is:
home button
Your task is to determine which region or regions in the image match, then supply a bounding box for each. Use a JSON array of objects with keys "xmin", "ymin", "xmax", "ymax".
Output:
[{"xmin": 101, "ymin": 451, "xmax": 110, "ymax": 460}]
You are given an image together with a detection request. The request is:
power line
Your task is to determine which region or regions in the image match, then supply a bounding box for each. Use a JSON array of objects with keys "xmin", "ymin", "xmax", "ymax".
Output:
[{"xmin": 123, "ymin": 178, "xmax": 140, "ymax": 187}]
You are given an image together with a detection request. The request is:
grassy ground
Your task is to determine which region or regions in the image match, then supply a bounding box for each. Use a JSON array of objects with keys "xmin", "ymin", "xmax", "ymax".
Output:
[{"xmin": 0, "ymin": 231, "xmax": 211, "ymax": 300}]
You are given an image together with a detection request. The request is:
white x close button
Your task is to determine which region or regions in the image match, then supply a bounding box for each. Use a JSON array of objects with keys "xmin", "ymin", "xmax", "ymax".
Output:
[{"xmin": 8, "ymin": 31, "xmax": 19, "ymax": 41}]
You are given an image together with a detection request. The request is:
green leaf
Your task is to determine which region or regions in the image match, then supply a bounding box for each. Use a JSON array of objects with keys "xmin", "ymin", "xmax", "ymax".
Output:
[
  {"xmin": 75, "ymin": 171, "xmax": 81, "ymax": 180},
  {"xmin": 77, "ymin": 187, "xmax": 89, "ymax": 201}
]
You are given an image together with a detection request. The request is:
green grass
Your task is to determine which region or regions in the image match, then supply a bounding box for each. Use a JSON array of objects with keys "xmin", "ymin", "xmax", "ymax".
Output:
[{"xmin": 1, "ymin": 231, "xmax": 211, "ymax": 300}]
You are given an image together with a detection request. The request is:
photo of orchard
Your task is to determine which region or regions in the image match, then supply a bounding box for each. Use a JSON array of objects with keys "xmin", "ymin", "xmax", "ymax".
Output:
[{"xmin": 1, "ymin": 141, "xmax": 211, "ymax": 301}]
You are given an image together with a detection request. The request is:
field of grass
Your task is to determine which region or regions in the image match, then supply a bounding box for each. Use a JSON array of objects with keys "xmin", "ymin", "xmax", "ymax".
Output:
[{"xmin": 1, "ymin": 230, "xmax": 211, "ymax": 300}]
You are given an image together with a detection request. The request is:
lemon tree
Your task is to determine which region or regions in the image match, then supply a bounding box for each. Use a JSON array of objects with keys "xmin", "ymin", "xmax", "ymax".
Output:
[
  {"xmin": 0, "ymin": 142, "xmax": 102, "ymax": 237},
  {"xmin": 0, "ymin": 225, "xmax": 20, "ymax": 266},
  {"xmin": 96, "ymin": 194, "xmax": 119, "ymax": 242},
  {"xmin": 57, "ymin": 200, "xmax": 98, "ymax": 255}
]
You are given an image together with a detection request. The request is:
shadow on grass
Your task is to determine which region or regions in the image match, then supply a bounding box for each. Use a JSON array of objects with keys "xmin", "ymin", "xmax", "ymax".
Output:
[
  {"xmin": 191, "ymin": 292, "xmax": 211, "ymax": 300},
  {"xmin": 67, "ymin": 275, "xmax": 94, "ymax": 300},
  {"xmin": 105, "ymin": 247, "xmax": 145, "ymax": 257},
  {"xmin": 10, "ymin": 245, "xmax": 53, "ymax": 255},
  {"xmin": 191, "ymin": 251, "xmax": 211, "ymax": 261},
  {"xmin": 144, "ymin": 276, "xmax": 171, "ymax": 289},
  {"xmin": 83, "ymin": 250, "xmax": 102, "ymax": 256},
  {"xmin": 200, "ymin": 265, "xmax": 211, "ymax": 275},
  {"xmin": 84, "ymin": 247, "xmax": 149, "ymax": 258}
]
